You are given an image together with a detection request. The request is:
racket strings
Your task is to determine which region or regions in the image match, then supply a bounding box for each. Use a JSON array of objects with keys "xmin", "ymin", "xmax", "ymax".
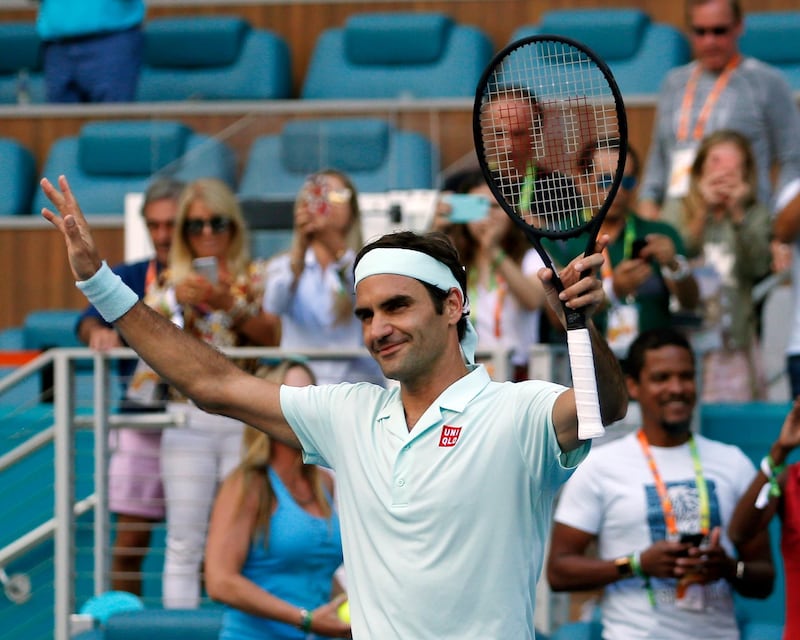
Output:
[{"xmin": 478, "ymin": 38, "xmax": 622, "ymax": 234}]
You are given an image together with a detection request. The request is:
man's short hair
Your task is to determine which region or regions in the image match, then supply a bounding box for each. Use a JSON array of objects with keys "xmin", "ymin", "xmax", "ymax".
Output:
[
  {"xmin": 685, "ymin": 0, "xmax": 742, "ymax": 25},
  {"xmin": 355, "ymin": 231, "xmax": 469, "ymax": 340},
  {"xmin": 141, "ymin": 177, "xmax": 185, "ymax": 216},
  {"xmin": 623, "ymin": 328, "xmax": 694, "ymax": 380}
]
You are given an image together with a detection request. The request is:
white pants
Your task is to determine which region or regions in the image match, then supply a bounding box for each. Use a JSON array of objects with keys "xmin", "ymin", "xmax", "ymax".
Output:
[{"xmin": 160, "ymin": 403, "xmax": 243, "ymax": 608}]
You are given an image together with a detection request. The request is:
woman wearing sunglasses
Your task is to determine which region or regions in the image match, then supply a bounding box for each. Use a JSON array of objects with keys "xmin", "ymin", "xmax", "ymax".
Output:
[
  {"xmin": 144, "ymin": 177, "xmax": 281, "ymax": 609},
  {"xmin": 263, "ymin": 169, "xmax": 384, "ymax": 387}
]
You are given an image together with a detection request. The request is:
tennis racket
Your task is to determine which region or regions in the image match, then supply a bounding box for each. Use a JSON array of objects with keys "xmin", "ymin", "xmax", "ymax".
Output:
[{"xmin": 473, "ymin": 35, "xmax": 627, "ymax": 439}]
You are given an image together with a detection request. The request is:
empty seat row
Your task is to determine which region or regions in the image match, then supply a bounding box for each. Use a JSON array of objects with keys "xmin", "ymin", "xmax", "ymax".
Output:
[
  {"xmin": 0, "ymin": 116, "xmax": 440, "ymax": 215},
  {"xmin": 0, "ymin": 12, "xmax": 493, "ymax": 104}
]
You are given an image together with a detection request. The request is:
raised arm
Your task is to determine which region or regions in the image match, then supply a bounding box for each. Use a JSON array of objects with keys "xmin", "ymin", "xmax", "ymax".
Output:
[
  {"xmin": 40, "ymin": 175, "xmax": 300, "ymax": 448},
  {"xmin": 729, "ymin": 398, "xmax": 800, "ymax": 545},
  {"xmin": 543, "ymin": 243, "xmax": 629, "ymax": 451}
]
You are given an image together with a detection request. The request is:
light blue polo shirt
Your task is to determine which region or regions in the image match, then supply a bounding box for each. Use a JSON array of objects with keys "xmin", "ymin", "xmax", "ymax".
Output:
[{"xmin": 280, "ymin": 365, "xmax": 589, "ymax": 639}]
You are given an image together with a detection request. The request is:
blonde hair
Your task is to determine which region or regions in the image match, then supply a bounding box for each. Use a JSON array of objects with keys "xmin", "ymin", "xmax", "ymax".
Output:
[
  {"xmin": 169, "ymin": 178, "xmax": 251, "ymax": 282},
  {"xmin": 235, "ymin": 359, "xmax": 330, "ymax": 544}
]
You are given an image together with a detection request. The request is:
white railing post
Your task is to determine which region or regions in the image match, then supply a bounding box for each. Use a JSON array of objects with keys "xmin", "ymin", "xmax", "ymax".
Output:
[
  {"xmin": 53, "ymin": 351, "xmax": 75, "ymax": 640},
  {"xmin": 93, "ymin": 353, "xmax": 111, "ymax": 594}
]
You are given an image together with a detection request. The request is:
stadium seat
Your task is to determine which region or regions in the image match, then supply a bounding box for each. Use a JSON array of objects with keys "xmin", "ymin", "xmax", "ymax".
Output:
[
  {"xmin": 0, "ymin": 22, "xmax": 45, "ymax": 104},
  {"xmin": 72, "ymin": 608, "xmax": 222, "ymax": 640},
  {"xmin": 301, "ymin": 12, "xmax": 493, "ymax": 99},
  {"xmin": 32, "ymin": 120, "xmax": 236, "ymax": 215},
  {"xmin": 238, "ymin": 117, "xmax": 439, "ymax": 200},
  {"xmin": 740, "ymin": 11, "xmax": 800, "ymax": 90},
  {"xmin": 0, "ymin": 138, "xmax": 36, "ymax": 215},
  {"xmin": 137, "ymin": 16, "xmax": 291, "ymax": 101},
  {"xmin": 511, "ymin": 9, "xmax": 690, "ymax": 96}
]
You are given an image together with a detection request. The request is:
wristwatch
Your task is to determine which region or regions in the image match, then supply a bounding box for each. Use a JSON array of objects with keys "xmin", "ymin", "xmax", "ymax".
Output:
[
  {"xmin": 614, "ymin": 555, "xmax": 634, "ymax": 578},
  {"xmin": 661, "ymin": 254, "xmax": 692, "ymax": 281}
]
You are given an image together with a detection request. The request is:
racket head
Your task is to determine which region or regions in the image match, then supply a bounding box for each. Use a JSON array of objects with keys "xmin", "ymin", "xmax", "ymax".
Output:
[{"xmin": 473, "ymin": 35, "xmax": 628, "ymax": 245}]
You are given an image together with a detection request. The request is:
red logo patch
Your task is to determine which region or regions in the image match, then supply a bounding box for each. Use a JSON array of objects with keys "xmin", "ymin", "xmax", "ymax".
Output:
[{"xmin": 439, "ymin": 425, "xmax": 462, "ymax": 447}]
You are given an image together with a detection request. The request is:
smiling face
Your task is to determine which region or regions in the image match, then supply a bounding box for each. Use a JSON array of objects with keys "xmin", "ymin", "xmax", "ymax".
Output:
[
  {"xmin": 627, "ymin": 345, "xmax": 697, "ymax": 444},
  {"xmin": 183, "ymin": 198, "xmax": 233, "ymax": 260},
  {"xmin": 354, "ymin": 274, "xmax": 461, "ymax": 386},
  {"xmin": 688, "ymin": 0, "xmax": 742, "ymax": 73}
]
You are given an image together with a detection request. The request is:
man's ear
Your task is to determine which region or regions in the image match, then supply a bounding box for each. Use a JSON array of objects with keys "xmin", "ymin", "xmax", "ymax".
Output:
[
  {"xmin": 625, "ymin": 376, "xmax": 639, "ymax": 401},
  {"xmin": 447, "ymin": 288, "xmax": 464, "ymax": 326}
]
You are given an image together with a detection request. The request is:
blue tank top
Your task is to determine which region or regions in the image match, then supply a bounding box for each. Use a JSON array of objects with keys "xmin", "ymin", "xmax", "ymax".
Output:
[{"xmin": 219, "ymin": 467, "xmax": 343, "ymax": 640}]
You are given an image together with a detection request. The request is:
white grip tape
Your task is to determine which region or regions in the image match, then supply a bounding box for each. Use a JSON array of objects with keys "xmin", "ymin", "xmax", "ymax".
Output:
[{"xmin": 567, "ymin": 327, "xmax": 605, "ymax": 440}]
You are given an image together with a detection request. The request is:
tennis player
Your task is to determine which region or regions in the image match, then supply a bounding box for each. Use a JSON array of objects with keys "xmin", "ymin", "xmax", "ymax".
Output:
[{"xmin": 41, "ymin": 175, "xmax": 627, "ymax": 639}]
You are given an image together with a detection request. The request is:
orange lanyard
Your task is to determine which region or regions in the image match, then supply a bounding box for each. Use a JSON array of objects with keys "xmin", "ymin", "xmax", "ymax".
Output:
[
  {"xmin": 677, "ymin": 55, "xmax": 741, "ymax": 142},
  {"xmin": 145, "ymin": 259, "xmax": 158, "ymax": 292},
  {"xmin": 636, "ymin": 430, "xmax": 710, "ymax": 538},
  {"xmin": 493, "ymin": 278, "xmax": 506, "ymax": 338}
]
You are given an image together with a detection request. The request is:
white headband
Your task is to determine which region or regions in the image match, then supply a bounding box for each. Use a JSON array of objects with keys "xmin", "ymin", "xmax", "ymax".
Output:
[{"xmin": 354, "ymin": 247, "xmax": 478, "ymax": 364}]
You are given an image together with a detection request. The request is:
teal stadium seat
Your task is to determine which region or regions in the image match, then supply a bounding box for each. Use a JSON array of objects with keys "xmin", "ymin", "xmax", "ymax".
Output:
[
  {"xmin": 301, "ymin": 12, "xmax": 493, "ymax": 99},
  {"xmin": 0, "ymin": 22, "xmax": 45, "ymax": 104},
  {"xmin": 72, "ymin": 608, "xmax": 222, "ymax": 640},
  {"xmin": 740, "ymin": 12, "xmax": 800, "ymax": 90},
  {"xmin": 137, "ymin": 16, "xmax": 291, "ymax": 101},
  {"xmin": 32, "ymin": 120, "xmax": 236, "ymax": 215},
  {"xmin": 511, "ymin": 9, "xmax": 690, "ymax": 96},
  {"xmin": 0, "ymin": 138, "xmax": 36, "ymax": 215},
  {"xmin": 238, "ymin": 117, "xmax": 439, "ymax": 201}
]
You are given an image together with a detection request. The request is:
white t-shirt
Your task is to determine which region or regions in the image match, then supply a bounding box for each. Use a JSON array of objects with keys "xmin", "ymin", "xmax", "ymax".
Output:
[
  {"xmin": 281, "ymin": 365, "xmax": 588, "ymax": 639},
  {"xmin": 554, "ymin": 431, "xmax": 755, "ymax": 640}
]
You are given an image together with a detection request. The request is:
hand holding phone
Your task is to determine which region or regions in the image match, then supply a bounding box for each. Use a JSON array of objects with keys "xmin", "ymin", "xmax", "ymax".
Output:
[
  {"xmin": 631, "ymin": 238, "xmax": 648, "ymax": 260},
  {"xmin": 679, "ymin": 532, "xmax": 705, "ymax": 547},
  {"xmin": 192, "ymin": 257, "xmax": 218, "ymax": 283}
]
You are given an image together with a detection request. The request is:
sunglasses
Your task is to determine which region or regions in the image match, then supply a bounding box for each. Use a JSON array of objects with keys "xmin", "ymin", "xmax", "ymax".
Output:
[
  {"xmin": 184, "ymin": 215, "xmax": 231, "ymax": 236},
  {"xmin": 691, "ymin": 25, "xmax": 733, "ymax": 37},
  {"xmin": 597, "ymin": 174, "xmax": 638, "ymax": 191}
]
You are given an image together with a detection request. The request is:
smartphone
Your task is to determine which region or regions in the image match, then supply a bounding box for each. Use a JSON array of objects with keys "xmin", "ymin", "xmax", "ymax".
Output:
[
  {"xmin": 679, "ymin": 533, "xmax": 705, "ymax": 547},
  {"xmin": 446, "ymin": 194, "xmax": 490, "ymax": 223},
  {"xmin": 192, "ymin": 256, "xmax": 218, "ymax": 283},
  {"xmin": 631, "ymin": 238, "xmax": 648, "ymax": 259}
]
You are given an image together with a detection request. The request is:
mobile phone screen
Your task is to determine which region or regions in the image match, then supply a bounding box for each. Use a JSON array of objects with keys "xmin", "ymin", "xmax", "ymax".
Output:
[
  {"xmin": 446, "ymin": 194, "xmax": 491, "ymax": 223},
  {"xmin": 192, "ymin": 257, "xmax": 218, "ymax": 283}
]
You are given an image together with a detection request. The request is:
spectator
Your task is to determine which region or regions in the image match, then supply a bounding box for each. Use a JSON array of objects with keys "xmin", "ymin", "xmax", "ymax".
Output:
[
  {"xmin": 729, "ymin": 397, "xmax": 800, "ymax": 640},
  {"xmin": 661, "ymin": 130, "xmax": 771, "ymax": 402},
  {"xmin": 147, "ymin": 178, "xmax": 280, "ymax": 608},
  {"xmin": 263, "ymin": 169, "xmax": 384, "ymax": 386},
  {"xmin": 76, "ymin": 177, "xmax": 184, "ymax": 595},
  {"xmin": 42, "ymin": 169, "xmax": 628, "ymax": 637},
  {"xmin": 36, "ymin": 0, "xmax": 144, "ymax": 103},
  {"xmin": 431, "ymin": 169, "xmax": 546, "ymax": 380},
  {"xmin": 205, "ymin": 358, "xmax": 349, "ymax": 639},
  {"xmin": 559, "ymin": 139, "xmax": 698, "ymax": 358},
  {"xmin": 478, "ymin": 86, "xmax": 583, "ymax": 217},
  {"xmin": 638, "ymin": 0, "xmax": 800, "ymax": 220},
  {"xmin": 547, "ymin": 328, "xmax": 774, "ymax": 639}
]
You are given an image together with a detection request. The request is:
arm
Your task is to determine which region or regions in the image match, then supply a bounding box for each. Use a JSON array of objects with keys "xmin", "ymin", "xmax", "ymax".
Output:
[
  {"xmin": 543, "ymin": 244, "xmax": 628, "ymax": 450},
  {"xmin": 729, "ymin": 398, "xmax": 800, "ymax": 544},
  {"xmin": 205, "ymin": 472, "xmax": 350, "ymax": 637},
  {"xmin": 773, "ymin": 189, "xmax": 800, "ymax": 243},
  {"xmin": 40, "ymin": 175, "xmax": 300, "ymax": 448}
]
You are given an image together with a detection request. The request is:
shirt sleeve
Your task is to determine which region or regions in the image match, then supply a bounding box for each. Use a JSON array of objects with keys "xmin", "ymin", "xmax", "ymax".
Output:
[
  {"xmin": 552, "ymin": 450, "xmax": 604, "ymax": 535},
  {"xmin": 263, "ymin": 253, "xmax": 295, "ymax": 315}
]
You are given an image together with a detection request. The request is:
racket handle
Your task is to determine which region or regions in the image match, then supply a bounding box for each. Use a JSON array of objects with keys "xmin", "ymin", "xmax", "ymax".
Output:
[{"xmin": 566, "ymin": 327, "xmax": 605, "ymax": 440}]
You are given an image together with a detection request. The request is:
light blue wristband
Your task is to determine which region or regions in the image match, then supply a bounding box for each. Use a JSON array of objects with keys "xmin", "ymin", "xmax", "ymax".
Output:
[{"xmin": 76, "ymin": 261, "xmax": 139, "ymax": 323}]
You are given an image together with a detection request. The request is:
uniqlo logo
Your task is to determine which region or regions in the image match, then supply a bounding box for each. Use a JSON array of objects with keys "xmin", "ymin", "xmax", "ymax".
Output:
[{"xmin": 439, "ymin": 425, "xmax": 462, "ymax": 447}]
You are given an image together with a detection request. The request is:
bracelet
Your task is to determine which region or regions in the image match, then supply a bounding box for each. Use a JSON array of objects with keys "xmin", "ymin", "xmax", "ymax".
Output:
[
  {"xmin": 630, "ymin": 551, "xmax": 646, "ymax": 578},
  {"xmin": 491, "ymin": 249, "xmax": 507, "ymax": 270},
  {"xmin": 76, "ymin": 261, "xmax": 139, "ymax": 323},
  {"xmin": 661, "ymin": 254, "xmax": 692, "ymax": 282},
  {"xmin": 755, "ymin": 454, "xmax": 787, "ymax": 508},
  {"xmin": 298, "ymin": 608, "xmax": 313, "ymax": 632}
]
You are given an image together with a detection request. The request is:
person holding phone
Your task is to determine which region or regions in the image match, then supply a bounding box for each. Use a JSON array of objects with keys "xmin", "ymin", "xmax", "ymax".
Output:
[
  {"xmin": 432, "ymin": 169, "xmax": 547, "ymax": 380},
  {"xmin": 554, "ymin": 139, "xmax": 698, "ymax": 358},
  {"xmin": 146, "ymin": 178, "xmax": 281, "ymax": 608},
  {"xmin": 263, "ymin": 170, "xmax": 384, "ymax": 386},
  {"xmin": 547, "ymin": 328, "xmax": 774, "ymax": 639}
]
